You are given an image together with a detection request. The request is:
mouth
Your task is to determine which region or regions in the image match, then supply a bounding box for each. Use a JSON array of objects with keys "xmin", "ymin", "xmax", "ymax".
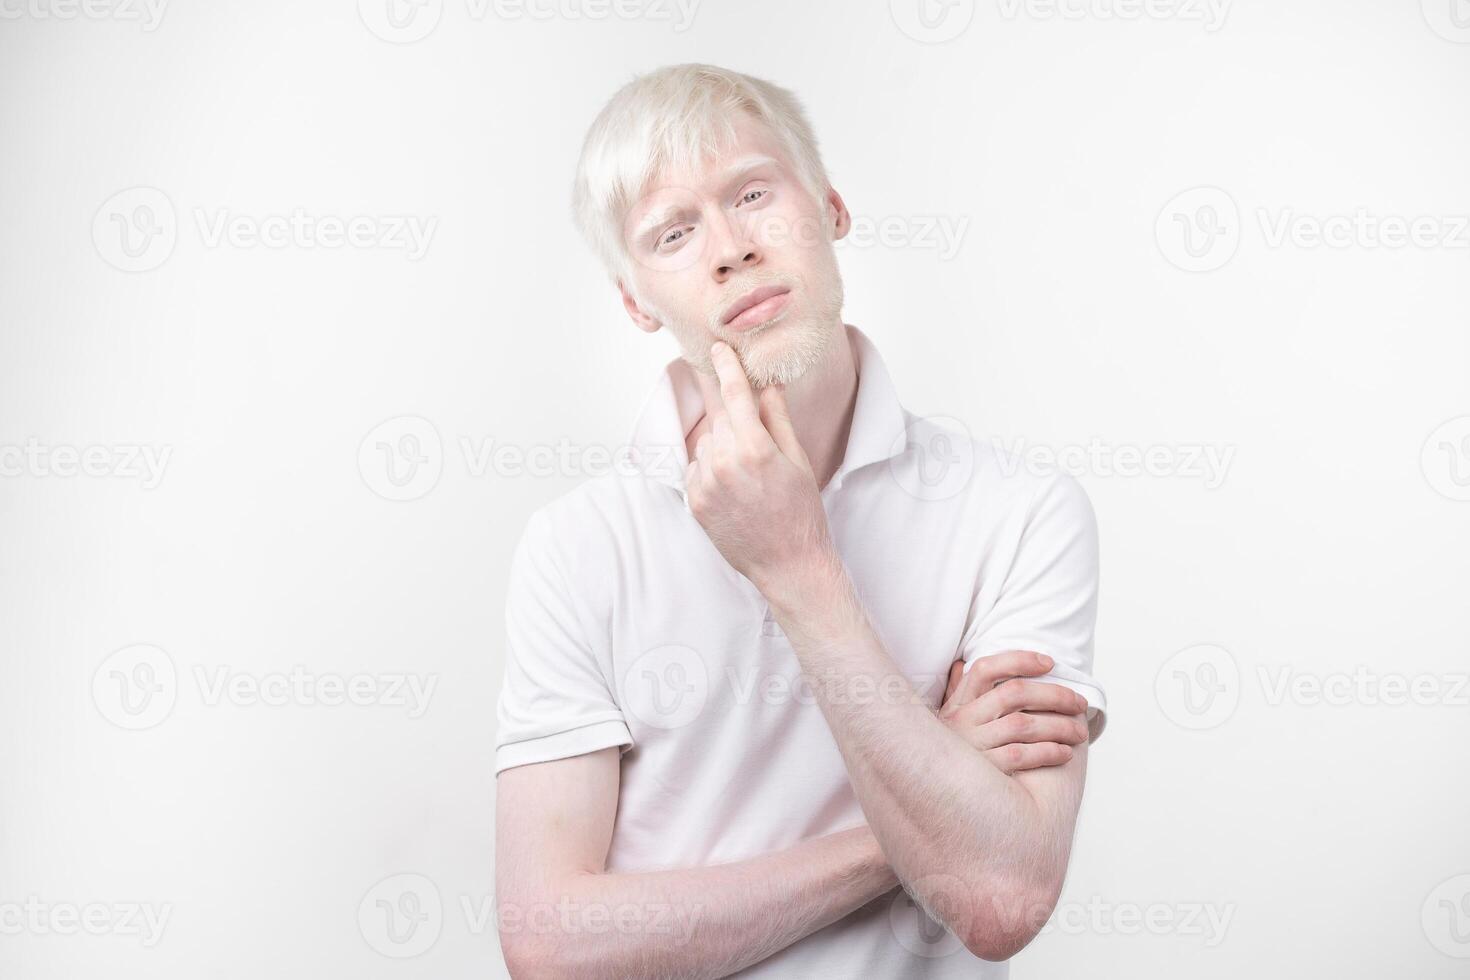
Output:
[{"xmin": 721, "ymin": 285, "xmax": 792, "ymax": 333}]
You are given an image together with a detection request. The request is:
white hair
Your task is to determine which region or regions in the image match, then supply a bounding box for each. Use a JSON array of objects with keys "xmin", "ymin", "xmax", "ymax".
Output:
[{"xmin": 571, "ymin": 63, "xmax": 832, "ymax": 289}]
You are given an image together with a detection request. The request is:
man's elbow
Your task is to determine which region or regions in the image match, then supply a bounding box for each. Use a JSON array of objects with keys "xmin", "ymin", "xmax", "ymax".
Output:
[
  {"xmin": 957, "ymin": 877, "xmax": 1063, "ymax": 962},
  {"xmin": 499, "ymin": 929, "xmax": 559, "ymax": 980}
]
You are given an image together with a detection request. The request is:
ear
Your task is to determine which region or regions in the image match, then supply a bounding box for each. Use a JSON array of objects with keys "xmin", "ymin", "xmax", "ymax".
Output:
[
  {"xmin": 617, "ymin": 278, "xmax": 661, "ymax": 334},
  {"xmin": 824, "ymin": 185, "xmax": 852, "ymax": 242}
]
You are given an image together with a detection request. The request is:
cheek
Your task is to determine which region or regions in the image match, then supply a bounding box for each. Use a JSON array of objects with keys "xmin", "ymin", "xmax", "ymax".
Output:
[{"xmin": 756, "ymin": 205, "xmax": 829, "ymax": 256}]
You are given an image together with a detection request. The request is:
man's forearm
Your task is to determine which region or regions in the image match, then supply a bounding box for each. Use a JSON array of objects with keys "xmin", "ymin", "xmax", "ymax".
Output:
[
  {"xmin": 498, "ymin": 825, "xmax": 898, "ymax": 980},
  {"xmin": 762, "ymin": 551, "xmax": 1084, "ymax": 959}
]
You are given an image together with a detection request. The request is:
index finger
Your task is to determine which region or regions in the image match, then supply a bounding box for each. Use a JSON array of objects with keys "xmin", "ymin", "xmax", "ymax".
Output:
[{"xmin": 709, "ymin": 341, "xmax": 764, "ymax": 435}]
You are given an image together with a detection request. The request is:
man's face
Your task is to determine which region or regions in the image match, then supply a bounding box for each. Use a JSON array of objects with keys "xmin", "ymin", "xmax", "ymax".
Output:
[{"xmin": 619, "ymin": 113, "xmax": 847, "ymax": 388}]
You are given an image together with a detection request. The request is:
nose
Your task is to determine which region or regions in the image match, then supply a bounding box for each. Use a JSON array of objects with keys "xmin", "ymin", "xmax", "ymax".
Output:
[{"xmin": 706, "ymin": 208, "xmax": 761, "ymax": 283}]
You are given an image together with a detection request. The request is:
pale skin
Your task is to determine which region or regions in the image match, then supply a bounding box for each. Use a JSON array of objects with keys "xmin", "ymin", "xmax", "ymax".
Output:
[{"xmin": 496, "ymin": 113, "xmax": 1092, "ymax": 977}]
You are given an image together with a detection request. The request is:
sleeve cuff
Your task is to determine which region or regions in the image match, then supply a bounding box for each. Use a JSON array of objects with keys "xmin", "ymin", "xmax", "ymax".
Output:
[{"xmin": 495, "ymin": 718, "xmax": 634, "ymax": 774}]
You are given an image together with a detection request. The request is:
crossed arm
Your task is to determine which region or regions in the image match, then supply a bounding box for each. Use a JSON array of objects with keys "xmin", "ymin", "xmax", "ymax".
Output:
[{"xmin": 495, "ymin": 651, "xmax": 1088, "ymax": 979}]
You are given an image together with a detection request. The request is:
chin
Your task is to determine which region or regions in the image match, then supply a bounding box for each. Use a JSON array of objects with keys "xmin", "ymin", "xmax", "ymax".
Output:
[{"xmin": 735, "ymin": 313, "xmax": 835, "ymax": 388}]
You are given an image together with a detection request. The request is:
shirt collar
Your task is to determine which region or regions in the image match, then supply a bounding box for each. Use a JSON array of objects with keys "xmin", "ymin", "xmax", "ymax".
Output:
[{"xmin": 626, "ymin": 323, "xmax": 910, "ymax": 502}]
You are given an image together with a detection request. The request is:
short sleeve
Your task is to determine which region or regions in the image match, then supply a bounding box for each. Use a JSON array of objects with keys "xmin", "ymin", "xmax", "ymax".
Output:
[
  {"xmin": 959, "ymin": 473, "xmax": 1108, "ymax": 740},
  {"xmin": 494, "ymin": 509, "xmax": 632, "ymax": 773}
]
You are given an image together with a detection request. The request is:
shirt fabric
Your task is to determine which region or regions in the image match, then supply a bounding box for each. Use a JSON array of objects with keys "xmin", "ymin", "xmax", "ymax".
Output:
[{"xmin": 495, "ymin": 323, "xmax": 1106, "ymax": 977}]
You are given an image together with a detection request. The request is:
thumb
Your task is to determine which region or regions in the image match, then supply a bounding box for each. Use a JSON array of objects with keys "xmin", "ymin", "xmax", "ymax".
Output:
[{"xmin": 758, "ymin": 383, "xmax": 810, "ymax": 471}]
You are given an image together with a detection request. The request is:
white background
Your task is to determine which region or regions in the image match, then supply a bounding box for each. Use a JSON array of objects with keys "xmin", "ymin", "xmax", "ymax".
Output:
[{"xmin": 2, "ymin": 0, "xmax": 1468, "ymax": 977}]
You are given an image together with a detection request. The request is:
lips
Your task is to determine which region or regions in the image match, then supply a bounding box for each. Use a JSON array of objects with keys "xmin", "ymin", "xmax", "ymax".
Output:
[{"xmin": 721, "ymin": 285, "xmax": 791, "ymax": 328}]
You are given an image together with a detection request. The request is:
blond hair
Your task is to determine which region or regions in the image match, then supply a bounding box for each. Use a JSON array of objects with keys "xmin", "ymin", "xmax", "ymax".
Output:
[{"xmin": 571, "ymin": 63, "xmax": 831, "ymax": 287}]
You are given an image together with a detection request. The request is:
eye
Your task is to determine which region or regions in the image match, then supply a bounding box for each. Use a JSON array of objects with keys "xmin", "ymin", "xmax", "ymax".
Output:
[
  {"xmin": 658, "ymin": 225, "xmax": 693, "ymax": 250},
  {"xmin": 736, "ymin": 187, "xmax": 769, "ymax": 207}
]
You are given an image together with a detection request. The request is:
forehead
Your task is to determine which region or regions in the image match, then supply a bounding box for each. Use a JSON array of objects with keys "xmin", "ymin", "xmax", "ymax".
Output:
[{"xmin": 640, "ymin": 114, "xmax": 793, "ymax": 199}]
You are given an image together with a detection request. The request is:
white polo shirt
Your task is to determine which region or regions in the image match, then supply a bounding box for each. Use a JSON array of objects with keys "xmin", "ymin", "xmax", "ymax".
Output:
[{"xmin": 495, "ymin": 323, "xmax": 1106, "ymax": 977}]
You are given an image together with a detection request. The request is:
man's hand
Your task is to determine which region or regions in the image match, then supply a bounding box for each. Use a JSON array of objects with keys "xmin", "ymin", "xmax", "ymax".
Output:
[
  {"xmin": 686, "ymin": 341, "xmax": 834, "ymax": 598},
  {"xmin": 937, "ymin": 650, "xmax": 1090, "ymax": 774}
]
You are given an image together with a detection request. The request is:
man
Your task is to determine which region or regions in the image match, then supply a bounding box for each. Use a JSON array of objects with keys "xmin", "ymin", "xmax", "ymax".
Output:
[{"xmin": 494, "ymin": 63, "xmax": 1106, "ymax": 978}]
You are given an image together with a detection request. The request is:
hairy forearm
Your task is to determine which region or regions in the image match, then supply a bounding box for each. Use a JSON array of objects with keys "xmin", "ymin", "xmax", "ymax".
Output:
[
  {"xmin": 763, "ymin": 553, "xmax": 1083, "ymax": 958},
  {"xmin": 498, "ymin": 826, "xmax": 898, "ymax": 980}
]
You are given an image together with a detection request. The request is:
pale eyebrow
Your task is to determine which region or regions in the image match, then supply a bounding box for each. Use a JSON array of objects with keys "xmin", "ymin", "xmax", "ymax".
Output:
[{"xmin": 630, "ymin": 155, "xmax": 782, "ymax": 243}]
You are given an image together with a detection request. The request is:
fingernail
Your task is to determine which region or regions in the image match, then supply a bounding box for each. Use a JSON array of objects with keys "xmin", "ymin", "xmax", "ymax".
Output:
[{"xmin": 1038, "ymin": 654, "xmax": 1053, "ymax": 669}]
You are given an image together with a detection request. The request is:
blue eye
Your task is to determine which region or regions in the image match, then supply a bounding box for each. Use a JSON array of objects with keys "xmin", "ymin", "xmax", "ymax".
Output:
[{"xmin": 737, "ymin": 189, "xmax": 768, "ymax": 207}]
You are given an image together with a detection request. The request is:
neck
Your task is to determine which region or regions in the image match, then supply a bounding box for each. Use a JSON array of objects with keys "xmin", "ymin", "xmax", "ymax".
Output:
[{"xmin": 689, "ymin": 322, "xmax": 859, "ymax": 491}]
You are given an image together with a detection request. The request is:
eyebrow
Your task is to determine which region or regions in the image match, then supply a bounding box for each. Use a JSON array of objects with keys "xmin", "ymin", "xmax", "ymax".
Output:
[{"xmin": 631, "ymin": 155, "xmax": 781, "ymax": 242}]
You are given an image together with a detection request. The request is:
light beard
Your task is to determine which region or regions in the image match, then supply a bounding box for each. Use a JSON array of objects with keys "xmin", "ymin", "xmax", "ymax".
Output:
[{"xmin": 651, "ymin": 261, "xmax": 847, "ymax": 389}]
